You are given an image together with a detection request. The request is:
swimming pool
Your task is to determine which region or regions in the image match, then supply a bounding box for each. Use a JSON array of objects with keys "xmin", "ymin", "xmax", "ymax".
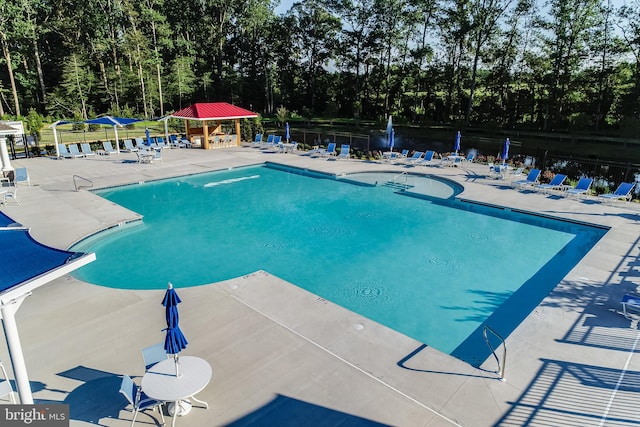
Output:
[{"xmin": 72, "ymin": 164, "xmax": 607, "ymax": 365}]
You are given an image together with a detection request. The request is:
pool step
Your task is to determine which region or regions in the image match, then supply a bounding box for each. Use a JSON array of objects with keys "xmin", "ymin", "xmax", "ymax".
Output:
[{"xmin": 383, "ymin": 181, "xmax": 414, "ymax": 191}]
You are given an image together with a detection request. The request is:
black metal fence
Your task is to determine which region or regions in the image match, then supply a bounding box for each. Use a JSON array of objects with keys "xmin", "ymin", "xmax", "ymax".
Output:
[
  {"xmin": 6, "ymin": 134, "xmax": 45, "ymax": 159},
  {"xmin": 537, "ymin": 153, "xmax": 640, "ymax": 194}
]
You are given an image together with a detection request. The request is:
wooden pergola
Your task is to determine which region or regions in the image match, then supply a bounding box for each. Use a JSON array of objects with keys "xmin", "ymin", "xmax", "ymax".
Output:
[{"xmin": 170, "ymin": 102, "xmax": 258, "ymax": 149}]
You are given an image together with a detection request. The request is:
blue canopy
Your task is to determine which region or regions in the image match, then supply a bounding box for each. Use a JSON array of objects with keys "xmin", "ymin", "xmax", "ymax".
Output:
[
  {"xmin": 84, "ymin": 116, "xmax": 141, "ymax": 126},
  {"xmin": 0, "ymin": 227, "xmax": 89, "ymax": 292}
]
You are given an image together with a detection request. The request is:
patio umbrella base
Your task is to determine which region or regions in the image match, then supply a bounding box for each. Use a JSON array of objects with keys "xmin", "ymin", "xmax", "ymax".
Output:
[{"xmin": 168, "ymin": 399, "xmax": 192, "ymax": 417}]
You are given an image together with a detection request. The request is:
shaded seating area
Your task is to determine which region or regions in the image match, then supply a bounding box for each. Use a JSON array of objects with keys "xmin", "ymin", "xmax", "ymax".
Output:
[{"xmin": 169, "ymin": 102, "xmax": 258, "ymax": 149}]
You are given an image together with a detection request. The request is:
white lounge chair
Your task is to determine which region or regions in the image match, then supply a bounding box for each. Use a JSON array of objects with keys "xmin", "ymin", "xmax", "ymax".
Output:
[
  {"xmin": 81, "ymin": 143, "xmax": 96, "ymax": 157},
  {"xmin": 598, "ymin": 182, "xmax": 635, "ymax": 203},
  {"xmin": 404, "ymin": 151, "xmax": 424, "ymax": 165},
  {"xmin": 123, "ymin": 139, "xmax": 139, "ymax": 152},
  {"xmin": 337, "ymin": 144, "xmax": 350, "ymax": 159},
  {"xmin": 512, "ymin": 169, "xmax": 541, "ymax": 189},
  {"xmin": 119, "ymin": 374, "xmax": 165, "ymax": 427},
  {"xmin": 135, "ymin": 137, "xmax": 146, "ymax": 150},
  {"xmin": 102, "ymin": 141, "xmax": 118, "ymax": 155},
  {"xmin": 0, "ymin": 361, "xmax": 15, "ymax": 404},
  {"xmin": 13, "ymin": 167, "xmax": 30, "ymax": 186},
  {"xmin": 68, "ymin": 143, "xmax": 84, "ymax": 158},
  {"xmin": 1, "ymin": 187, "xmax": 19, "ymax": 205},
  {"xmin": 320, "ymin": 142, "xmax": 337, "ymax": 157},
  {"xmin": 418, "ymin": 150, "xmax": 436, "ymax": 166},
  {"xmin": 57, "ymin": 144, "xmax": 74, "ymax": 159},
  {"xmin": 564, "ymin": 177, "xmax": 593, "ymax": 198},
  {"xmin": 534, "ymin": 174, "xmax": 568, "ymax": 194}
]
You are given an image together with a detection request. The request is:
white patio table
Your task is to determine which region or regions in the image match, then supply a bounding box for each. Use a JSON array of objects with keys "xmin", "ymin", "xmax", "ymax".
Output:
[{"xmin": 141, "ymin": 356, "xmax": 212, "ymax": 427}]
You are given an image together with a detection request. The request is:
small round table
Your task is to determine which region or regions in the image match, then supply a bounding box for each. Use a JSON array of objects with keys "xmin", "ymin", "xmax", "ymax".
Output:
[{"xmin": 141, "ymin": 356, "xmax": 212, "ymax": 427}]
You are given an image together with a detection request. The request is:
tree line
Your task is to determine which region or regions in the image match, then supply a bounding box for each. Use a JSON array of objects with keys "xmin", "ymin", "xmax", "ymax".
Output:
[{"xmin": 1, "ymin": 0, "xmax": 640, "ymax": 136}]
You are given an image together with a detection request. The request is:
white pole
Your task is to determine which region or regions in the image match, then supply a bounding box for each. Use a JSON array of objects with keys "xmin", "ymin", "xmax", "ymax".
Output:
[
  {"xmin": 164, "ymin": 119, "xmax": 169, "ymax": 147},
  {"xmin": 0, "ymin": 138, "xmax": 13, "ymax": 172},
  {"xmin": 113, "ymin": 125, "xmax": 120, "ymax": 154},
  {"xmin": 52, "ymin": 124, "xmax": 60, "ymax": 158},
  {"xmin": 0, "ymin": 301, "xmax": 33, "ymax": 404}
]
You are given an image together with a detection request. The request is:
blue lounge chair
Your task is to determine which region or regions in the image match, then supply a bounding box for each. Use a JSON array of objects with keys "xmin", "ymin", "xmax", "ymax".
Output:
[
  {"xmin": 598, "ymin": 182, "xmax": 635, "ymax": 203},
  {"xmin": 320, "ymin": 142, "xmax": 337, "ymax": 157},
  {"xmin": 169, "ymin": 135, "xmax": 185, "ymax": 148},
  {"xmin": 398, "ymin": 149, "xmax": 409, "ymax": 159},
  {"xmin": 418, "ymin": 150, "xmax": 435, "ymax": 166},
  {"xmin": 621, "ymin": 293, "xmax": 640, "ymax": 316},
  {"xmin": 81, "ymin": 143, "xmax": 96, "ymax": 157},
  {"xmin": 123, "ymin": 139, "xmax": 139, "ymax": 152},
  {"xmin": 534, "ymin": 174, "xmax": 568, "ymax": 194},
  {"xmin": 564, "ymin": 177, "xmax": 592, "ymax": 198},
  {"xmin": 512, "ymin": 168, "xmax": 541, "ymax": 189},
  {"xmin": 155, "ymin": 137, "xmax": 168, "ymax": 149},
  {"xmin": 489, "ymin": 165, "xmax": 506, "ymax": 180},
  {"xmin": 404, "ymin": 151, "xmax": 424, "ymax": 165},
  {"xmin": 251, "ymin": 134, "xmax": 262, "ymax": 146},
  {"xmin": 102, "ymin": 141, "xmax": 118, "ymax": 155},
  {"xmin": 337, "ymin": 144, "xmax": 350, "ymax": 159},
  {"xmin": 261, "ymin": 135, "xmax": 274, "ymax": 147}
]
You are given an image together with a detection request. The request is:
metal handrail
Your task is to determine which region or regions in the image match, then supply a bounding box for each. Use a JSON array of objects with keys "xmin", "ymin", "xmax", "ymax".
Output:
[
  {"xmin": 73, "ymin": 175, "xmax": 93, "ymax": 192},
  {"xmin": 483, "ymin": 325, "xmax": 507, "ymax": 381},
  {"xmin": 391, "ymin": 171, "xmax": 408, "ymax": 188}
]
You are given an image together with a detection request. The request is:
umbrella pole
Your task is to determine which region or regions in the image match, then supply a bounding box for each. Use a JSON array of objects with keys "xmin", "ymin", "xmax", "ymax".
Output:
[{"xmin": 175, "ymin": 354, "xmax": 180, "ymax": 377}]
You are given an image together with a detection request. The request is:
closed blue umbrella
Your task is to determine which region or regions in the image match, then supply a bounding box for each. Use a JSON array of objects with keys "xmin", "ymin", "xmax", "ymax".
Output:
[
  {"xmin": 285, "ymin": 122, "xmax": 290, "ymax": 142},
  {"xmin": 386, "ymin": 116, "xmax": 393, "ymax": 152},
  {"xmin": 389, "ymin": 128, "xmax": 395, "ymax": 152},
  {"xmin": 502, "ymin": 138, "xmax": 510, "ymax": 164},
  {"xmin": 145, "ymin": 128, "xmax": 151, "ymax": 146},
  {"xmin": 162, "ymin": 282, "xmax": 188, "ymax": 377},
  {"xmin": 454, "ymin": 131, "xmax": 461, "ymax": 154}
]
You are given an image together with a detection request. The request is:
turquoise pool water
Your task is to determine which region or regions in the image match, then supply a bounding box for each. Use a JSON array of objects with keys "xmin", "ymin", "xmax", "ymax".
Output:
[{"xmin": 73, "ymin": 164, "xmax": 606, "ymax": 364}]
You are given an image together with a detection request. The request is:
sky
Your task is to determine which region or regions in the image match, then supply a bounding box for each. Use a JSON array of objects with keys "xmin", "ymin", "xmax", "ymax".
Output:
[{"xmin": 274, "ymin": 0, "xmax": 294, "ymax": 15}]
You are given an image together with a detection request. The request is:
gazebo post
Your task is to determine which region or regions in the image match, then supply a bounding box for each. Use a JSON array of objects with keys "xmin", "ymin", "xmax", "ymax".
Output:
[
  {"xmin": 235, "ymin": 119, "xmax": 241, "ymax": 145},
  {"xmin": 203, "ymin": 122, "xmax": 209, "ymax": 149},
  {"xmin": 184, "ymin": 120, "xmax": 191, "ymax": 144}
]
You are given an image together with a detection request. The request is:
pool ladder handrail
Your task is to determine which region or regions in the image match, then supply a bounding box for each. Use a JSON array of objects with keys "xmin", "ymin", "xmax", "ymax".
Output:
[
  {"xmin": 483, "ymin": 325, "xmax": 506, "ymax": 381},
  {"xmin": 391, "ymin": 171, "xmax": 408, "ymax": 190},
  {"xmin": 73, "ymin": 175, "xmax": 93, "ymax": 192}
]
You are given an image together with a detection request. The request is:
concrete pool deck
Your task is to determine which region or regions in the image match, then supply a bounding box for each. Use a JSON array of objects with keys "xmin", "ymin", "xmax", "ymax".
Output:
[{"xmin": 1, "ymin": 145, "xmax": 639, "ymax": 426}]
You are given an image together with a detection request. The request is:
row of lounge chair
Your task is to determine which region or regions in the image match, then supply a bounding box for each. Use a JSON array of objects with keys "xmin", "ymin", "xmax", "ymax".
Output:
[
  {"xmin": 511, "ymin": 168, "xmax": 636, "ymax": 203},
  {"xmin": 308, "ymin": 142, "xmax": 351, "ymax": 159}
]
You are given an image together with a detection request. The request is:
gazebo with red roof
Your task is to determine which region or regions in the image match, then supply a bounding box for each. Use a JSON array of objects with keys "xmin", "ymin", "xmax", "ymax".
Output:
[{"xmin": 170, "ymin": 102, "xmax": 258, "ymax": 149}]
